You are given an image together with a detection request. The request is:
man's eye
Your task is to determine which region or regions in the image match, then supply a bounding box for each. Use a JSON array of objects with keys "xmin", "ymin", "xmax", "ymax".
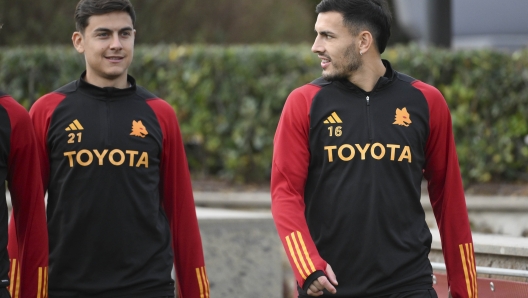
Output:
[
  {"xmin": 122, "ymin": 31, "xmax": 131, "ymax": 36},
  {"xmin": 97, "ymin": 33, "xmax": 108, "ymax": 37}
]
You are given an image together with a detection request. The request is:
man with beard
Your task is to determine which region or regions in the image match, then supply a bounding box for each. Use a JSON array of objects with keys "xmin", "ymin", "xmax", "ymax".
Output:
[{"xmin": 271, "ymin": 0, "xmax": 476, "ymax": 297}]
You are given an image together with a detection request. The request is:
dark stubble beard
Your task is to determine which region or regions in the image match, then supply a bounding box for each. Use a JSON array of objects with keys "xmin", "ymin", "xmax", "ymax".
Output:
[{"xmin": 322, "ymin": 44, "xmax": 362, "ymax": 81}]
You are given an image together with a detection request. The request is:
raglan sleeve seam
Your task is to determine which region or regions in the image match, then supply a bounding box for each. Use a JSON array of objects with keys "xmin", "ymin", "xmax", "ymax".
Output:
[
  {"xmin": 147, "ymin": 98, "xmax": 209, "ymax": 298},
  {"xmin": 271, "ymin": 85, "xmax": 327, "ymax": 288},
  {"xmin": 4, "ymin": 97, "xmax": 49, "ymax": 298},
  {"xmin": 414, "ymin": 81, "xmax": 476, "ymax": 298}
]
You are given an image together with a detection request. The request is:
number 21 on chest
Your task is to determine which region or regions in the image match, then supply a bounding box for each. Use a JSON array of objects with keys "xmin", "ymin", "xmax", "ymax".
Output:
[{"xmin": 68, "ymin": 132, "xmax": 82, "ymax": 143}]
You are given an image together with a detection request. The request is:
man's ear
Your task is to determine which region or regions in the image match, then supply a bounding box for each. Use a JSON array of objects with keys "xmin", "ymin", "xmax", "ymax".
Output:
[
  {"xmin": 72, "ymin": 31, "xmax": 85, "ymax": 54},
  {"xmin": 358, "ymin": 30, "xmax": 375, "ymax": 56}
]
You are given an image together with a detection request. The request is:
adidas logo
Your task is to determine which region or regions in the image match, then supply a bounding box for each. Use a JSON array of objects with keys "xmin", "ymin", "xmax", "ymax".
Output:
[
  {"xmin": 323, "ymin": 112, "xmax": 342, "ymax": 124},
  {"xmin": 65, "ymin": 119, "xmax": 84, "ymax": 131}
]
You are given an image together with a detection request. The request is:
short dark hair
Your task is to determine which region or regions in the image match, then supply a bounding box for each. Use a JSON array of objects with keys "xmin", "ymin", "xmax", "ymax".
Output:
[
  {"xmin": 74, "ymin": 0, "xmax": 136, "ymax": 33},
  {"xmin": 316, "ymin": 0, "xmax": 392, "ymax": 54}
]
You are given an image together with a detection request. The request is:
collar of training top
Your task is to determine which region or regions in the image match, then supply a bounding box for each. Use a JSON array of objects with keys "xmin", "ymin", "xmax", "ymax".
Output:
[
  {"xmin": 77, "ymin": 71, "xmax": 137, "ymax": 98},
  {"xmin": 339, "ymin": 59, "xmax": 396, "ymax": 94}
]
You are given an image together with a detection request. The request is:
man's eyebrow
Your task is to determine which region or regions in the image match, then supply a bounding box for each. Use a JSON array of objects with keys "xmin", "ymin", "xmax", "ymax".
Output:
[
  {"xmin": 93, "ymin": 26, "xmax": 133, "ymax": 33},
  {"xmin": 315, "ymin": 30, "xmax": 334, "ymax": 36}
]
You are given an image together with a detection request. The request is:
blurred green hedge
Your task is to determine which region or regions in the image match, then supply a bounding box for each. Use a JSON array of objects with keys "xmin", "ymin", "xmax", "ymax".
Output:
[{"xmin": 1, "ymin": 44, "xmax": 527, "ymax": 185}]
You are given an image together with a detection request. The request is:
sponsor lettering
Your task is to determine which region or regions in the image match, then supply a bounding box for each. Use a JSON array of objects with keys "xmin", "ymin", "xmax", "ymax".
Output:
[
  {"xmin": 324, "ymin": 143, "xmax": 411, "ymax": 163},
  {"xmin": 64, "ymin": 149, "xmax": 149, "ymax": 168}
]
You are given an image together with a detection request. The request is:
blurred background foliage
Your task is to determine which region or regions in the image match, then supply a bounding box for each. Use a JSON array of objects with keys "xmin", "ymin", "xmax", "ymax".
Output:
[
  {"xmin": 1, "ymin": 45, "xmax": 527, "ymax": 185},
  {"xmin": 0, "ymin": 0, "xmax": 409, "ymax": 46}
]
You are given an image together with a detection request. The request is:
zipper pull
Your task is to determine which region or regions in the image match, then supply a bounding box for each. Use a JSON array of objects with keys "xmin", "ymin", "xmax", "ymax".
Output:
[{"xmin": 366, "ymin": 96, "xmax": 370, "ymax": 106}]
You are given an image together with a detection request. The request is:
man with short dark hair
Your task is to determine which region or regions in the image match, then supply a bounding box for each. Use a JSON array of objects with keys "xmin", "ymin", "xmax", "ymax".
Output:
[
  {"xmin": 271, "ymin": 0, "xmax": 476, "ymax": 297},
  {"xmin": 14, "ymin": 0, "xmax": 209, "ymax": 297},
  {"xmin": 1, "ymin": 91, "xmax": 48, "ymax": 298}
]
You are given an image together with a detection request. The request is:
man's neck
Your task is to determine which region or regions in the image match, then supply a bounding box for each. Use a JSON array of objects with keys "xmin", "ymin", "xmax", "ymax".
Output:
[
  {"xmin": 84, "ymin": 72, "xmax": 129, "ymax": 89},
  {"xmin": 348, "ymin": 58, "xmax": 386, "ymax": 93}
]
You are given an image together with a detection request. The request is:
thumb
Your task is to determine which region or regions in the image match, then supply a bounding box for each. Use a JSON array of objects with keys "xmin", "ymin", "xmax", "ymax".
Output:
[{"xmin": 326, "ymin": 264, "xmax": 338, "ymax": 286}]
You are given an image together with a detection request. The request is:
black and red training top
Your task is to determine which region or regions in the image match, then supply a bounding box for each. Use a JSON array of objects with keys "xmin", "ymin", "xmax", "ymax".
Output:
[
  {"xmin": 0, "ymin": 92, "xmax": 48, "ymax": 298},
  {"xmin": 271, "ymin": 61, "xmax": 477, "ymax": 297},
  {"xmin": 9, "ymin": 74, "xmax": 209, "ymax": 298}
]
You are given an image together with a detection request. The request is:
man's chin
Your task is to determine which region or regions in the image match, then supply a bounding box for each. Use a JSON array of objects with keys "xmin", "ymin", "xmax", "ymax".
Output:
[
  {"xmin": 102, "ymin": 70, "xmax": 127, "ymax": 80},
  {"xmin": 322, "ymin": 71, "xmax": 347, "ymax": 82}
]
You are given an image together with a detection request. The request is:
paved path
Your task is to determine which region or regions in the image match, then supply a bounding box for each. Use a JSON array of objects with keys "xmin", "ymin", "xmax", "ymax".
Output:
[
  {"xmin": 6, "ymin": 190, "xmax": 528, "ymax": 211},
  {"xmin": 193, "ymin": 191, "xmax": 528, "ymax": 211}
]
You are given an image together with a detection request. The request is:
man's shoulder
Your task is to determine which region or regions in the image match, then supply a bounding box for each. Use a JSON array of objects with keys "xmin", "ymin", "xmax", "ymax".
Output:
[
  {"xmin": 309, "ymin": 77, "xmax": 332, "ymax": 88},
  {"xmin": 137, "ymin": 86, "xmax": 171, "ymax": 110},
  {"xmin": 408, "ymin": 79, "xmax": 443, "ymax": 99},
  {"xmin": 0, "ymin": 91, "xmax": 15, "ymax": 105},
  {"xmin": 400, "ymin": 76, "xmax": 447, "ymax": 113},
  {"xmin": 281, "ymin": 79, "xmax": 329, "ymax": 117},
  {"xmin": 35, "ymin": 80, "xmax": 77, "ymax": 104},
  {"xmin": 136, "ymin": 86, "xmax": 176, "ymax": 120},
  {"xmin": 0, "ymin": 93, "xmax": 27, "ymax": 114},
  {"xmin": 393, "ymin": 71, "xmax": 437, "ymax": 90},
  {"xmin": 30, "ymin": 82, "xmax": 77, "ymax": 114},
  {"xmin": 289, "ymin": 78, "xmax": 328, "ymax": 100},
  {"xmin": 393, "ymin": 71, "xmax": 444, "ymax": 99},
  {"xmin": 394, "ymin": 71, "xmax": 417, "ymax": 84},
  {"xmin": 135, "ymin": 85, "xmax": 159, "ymax": 101},
  {"xmin": 55, "ymin": 80, "xmax": 78, "ymax": 94},
  {"xmin": 0, "ymin": 93, "xmax": 31, "ymax": 128}
]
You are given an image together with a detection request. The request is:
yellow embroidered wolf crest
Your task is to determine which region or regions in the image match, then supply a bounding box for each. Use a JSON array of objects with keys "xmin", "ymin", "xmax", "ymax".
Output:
[
  {"xmin": 393, "ymin": 108, "xmax": 412, "ymax": 127},
  {"xmin": 130, "ymin": 120, "xmax": 148, "ymax": 138}
]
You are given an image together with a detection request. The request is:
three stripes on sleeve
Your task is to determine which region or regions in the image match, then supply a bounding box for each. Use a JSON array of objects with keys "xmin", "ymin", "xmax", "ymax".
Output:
[
  {"xmin": 195, "ymin": 266, "xmax": 210, "ymax": 298},
  {"xmin": 9, "ymin": 259, "xmax": 48, "ymax": 298},
  {"xmin": 459, "ymin": 243, "xmax": 477, "ymax": 298},
  {"xmin": 285, "ymin": 231, "xmax": 316, "ymax": 280}
]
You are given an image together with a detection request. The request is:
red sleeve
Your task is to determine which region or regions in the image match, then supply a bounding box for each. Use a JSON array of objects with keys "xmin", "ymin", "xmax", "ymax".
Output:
[
  {"xmin": 146, "ymin": 99, "xmax": 209, "ymax": 298},
  {"xmin": 270, "ymin": 84, "xmax": 328, "ymax": 288},
  {"xmin": 414, "ymin": 81, "xmax": 477, "ymax": 298},
  {"xmin": 28, "ymin": 92, "xmax": 67, "ymax": 189},
  {"xmin": 1, "ymin": 95, "xmax": 49, "ymax": 298}
]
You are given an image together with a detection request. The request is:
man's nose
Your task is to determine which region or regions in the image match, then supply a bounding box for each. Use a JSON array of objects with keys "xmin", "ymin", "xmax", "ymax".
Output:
[
  {"xmin": 110, "ymin": 33, "xmax": 123, "ymax": 50},
  {"xmin": 312, "ymin": 36, "xmax": 323, "ymax": 54}
]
